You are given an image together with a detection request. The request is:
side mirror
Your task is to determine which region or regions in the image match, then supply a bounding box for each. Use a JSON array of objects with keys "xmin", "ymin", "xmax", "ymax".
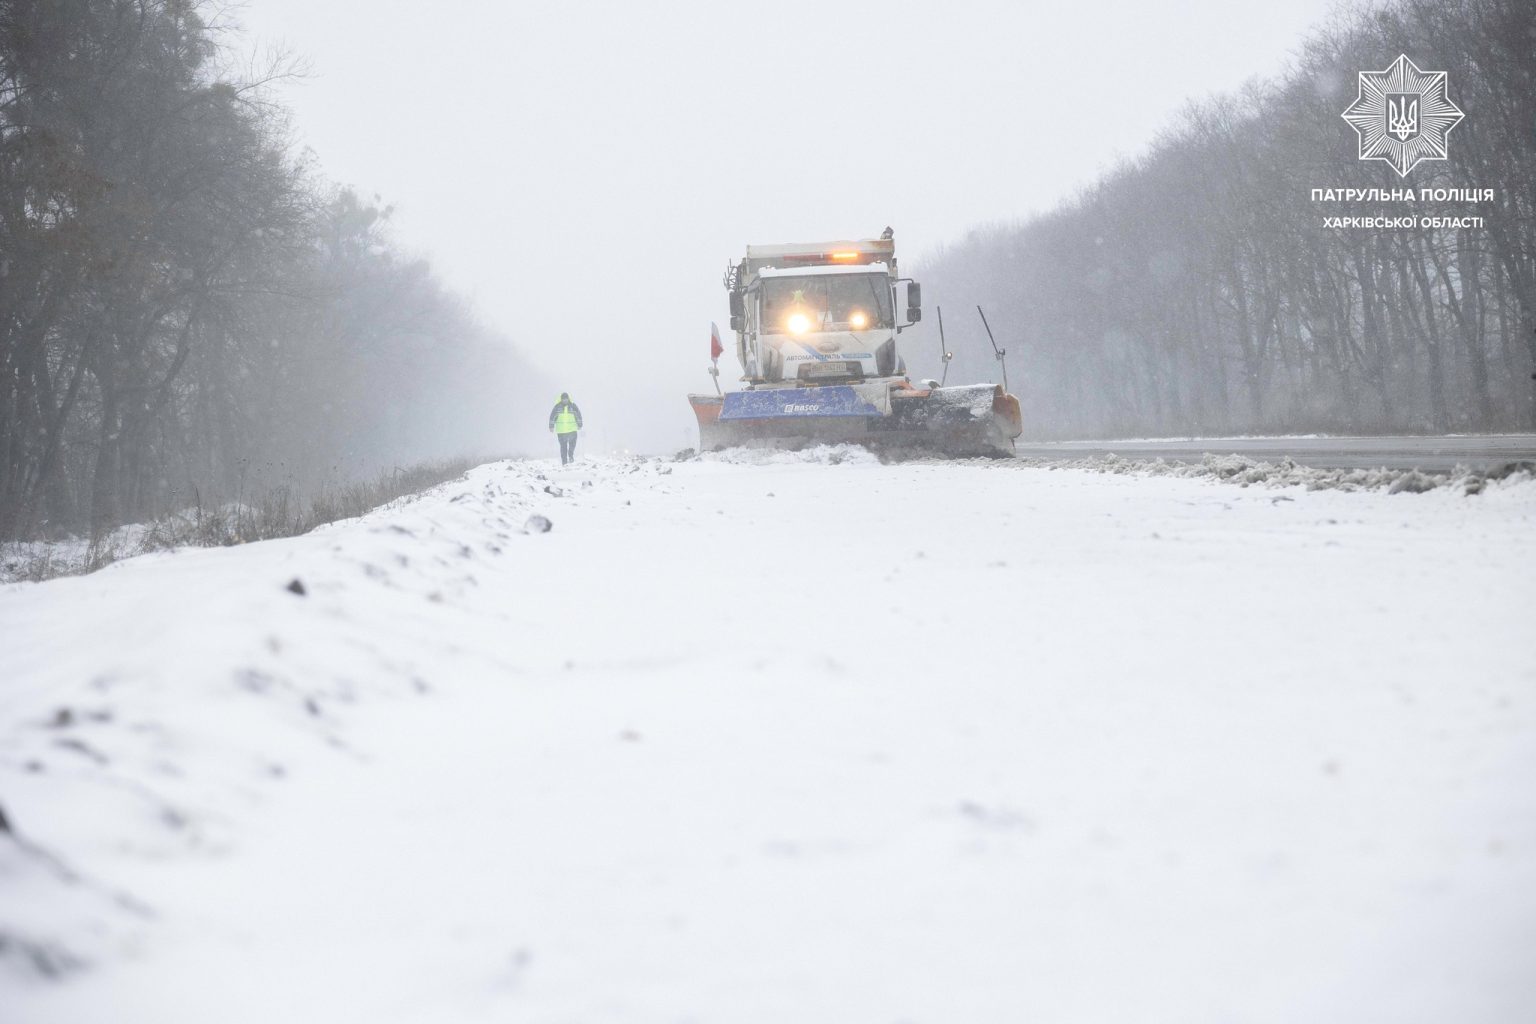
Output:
[
  {"xmin": 728, "ymin": 291, "xmax": 744, "ymax": 317},
  {"xmin": 906, "ymin": 282, "xmax": 922, "ymax": 323},
  {"xmin": 729, "ymin": 314, "xmax": 743, "ymax": 332},
  {"xmin": 907, "ymin": 307, "xmax": 922, "ymax": 323}
]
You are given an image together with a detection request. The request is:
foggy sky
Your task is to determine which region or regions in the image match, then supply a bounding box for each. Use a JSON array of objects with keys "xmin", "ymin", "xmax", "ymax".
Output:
[{"xmin": 236, "ymin": 0, "xmax": 1338, "ymax": 454}]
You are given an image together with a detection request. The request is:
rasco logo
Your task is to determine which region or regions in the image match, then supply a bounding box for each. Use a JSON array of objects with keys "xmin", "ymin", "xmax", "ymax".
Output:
[{"xmin": 1342, "ymin": 55, "xmax": 1464, "ymax": 177}]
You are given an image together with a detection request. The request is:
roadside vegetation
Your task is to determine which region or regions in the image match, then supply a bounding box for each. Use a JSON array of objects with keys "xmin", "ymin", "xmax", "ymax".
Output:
[
  {"xmin": 0, "ymin": 3, "xmax": 546, "ymax": 545},
  {"xmin": 920, "ymin": 0, "xmax": 1535, "ymax": 439},
  {"xmin": 1, "ymin": 457, "xmax": 488, "ymax": 583}
]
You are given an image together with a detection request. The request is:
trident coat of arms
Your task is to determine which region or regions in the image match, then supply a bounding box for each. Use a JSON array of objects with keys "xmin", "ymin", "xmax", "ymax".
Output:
[{"xmin": 1342, "ymin": 55, "xmax": 1464, "ymax": 176}]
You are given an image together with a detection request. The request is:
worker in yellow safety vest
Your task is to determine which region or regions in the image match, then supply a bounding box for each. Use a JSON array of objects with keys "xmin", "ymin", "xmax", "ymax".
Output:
[{"xmin": 548, "ymin": 392, "xmax": 584, "ymax": 465}]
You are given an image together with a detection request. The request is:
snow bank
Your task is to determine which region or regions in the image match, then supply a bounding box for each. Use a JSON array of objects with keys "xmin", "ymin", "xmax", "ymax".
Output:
[
  {"xmin": 695, "ymin": 443, "xmax": 881, "ymax": 466},
  {"xmin": 1, "ymin": 460, "xmax": 569, "ymax": 978}
]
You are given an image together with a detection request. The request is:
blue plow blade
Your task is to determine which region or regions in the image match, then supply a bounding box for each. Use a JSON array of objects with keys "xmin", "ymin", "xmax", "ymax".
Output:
[{"xmin": 719, "ymin": 387, "xmax": 882, "ymax": 421}]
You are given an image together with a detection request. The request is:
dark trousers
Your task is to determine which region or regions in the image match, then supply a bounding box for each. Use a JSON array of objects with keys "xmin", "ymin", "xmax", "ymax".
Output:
[{"xmin": 557, "ymin": 431, "xmax": 578, "ymax": 464}]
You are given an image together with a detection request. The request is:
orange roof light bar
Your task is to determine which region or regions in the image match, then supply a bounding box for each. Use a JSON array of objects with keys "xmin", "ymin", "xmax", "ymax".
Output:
[{"xmin": 742, "ymin": 237, "xmax": 897, "ymax": 271}]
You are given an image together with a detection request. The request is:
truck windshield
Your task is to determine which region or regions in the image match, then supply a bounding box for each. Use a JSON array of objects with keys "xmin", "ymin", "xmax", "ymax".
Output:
[{"xmin": 759, "ymin": 273, "xmax": 894, "ymax": 333}]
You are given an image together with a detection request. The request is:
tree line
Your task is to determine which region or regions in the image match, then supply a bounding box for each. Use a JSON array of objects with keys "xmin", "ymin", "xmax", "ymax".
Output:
[
  {"xmin": 913, "ymin": 0, "xmax": 1535, "ymax": 440},
  {"xmin": 1, "ymin": 0, "xmax": 544, "ymax": 541}
]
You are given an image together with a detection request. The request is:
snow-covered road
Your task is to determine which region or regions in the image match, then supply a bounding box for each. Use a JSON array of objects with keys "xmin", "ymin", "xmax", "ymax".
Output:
[
  {"xmin": 1011, "ymin": 432, "xmax": 1536, "ymax": 470},
  {"xmin": 4, "ymin": 450, "xmax": 1534, "ymax": 1023}
]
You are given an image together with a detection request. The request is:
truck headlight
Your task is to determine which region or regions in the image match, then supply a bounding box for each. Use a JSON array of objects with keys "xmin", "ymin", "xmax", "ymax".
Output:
[
  {"xmin": 787, "ymin": 313, "xmax": 810, "ymax": 334},
  {"xmin": 849, "ymin": 311, "xmax": 868, "ymax": 329}
]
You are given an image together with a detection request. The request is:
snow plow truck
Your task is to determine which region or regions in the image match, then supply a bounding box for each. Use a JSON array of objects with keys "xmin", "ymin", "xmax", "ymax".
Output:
[{"xmin": 688, "ymin": 231, "xmax": 1022, "ymax": 456}]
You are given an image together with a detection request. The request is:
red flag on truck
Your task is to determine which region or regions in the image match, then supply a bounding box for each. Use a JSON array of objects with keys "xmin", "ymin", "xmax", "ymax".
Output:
[{"xmin": 710, "ymin": 322, "xmax": 723, "ymax": 362}]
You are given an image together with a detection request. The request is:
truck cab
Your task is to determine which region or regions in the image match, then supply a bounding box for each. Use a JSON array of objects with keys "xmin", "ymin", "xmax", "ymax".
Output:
[{"xmin": 726, "ymin": 237, "xmax": 920, "ymax": 386}]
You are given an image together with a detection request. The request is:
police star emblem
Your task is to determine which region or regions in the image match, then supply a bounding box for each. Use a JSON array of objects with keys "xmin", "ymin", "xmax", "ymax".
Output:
[{"xmin": 1342, "ymin": 54, "xmax": 1464, "ymax": 177}]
